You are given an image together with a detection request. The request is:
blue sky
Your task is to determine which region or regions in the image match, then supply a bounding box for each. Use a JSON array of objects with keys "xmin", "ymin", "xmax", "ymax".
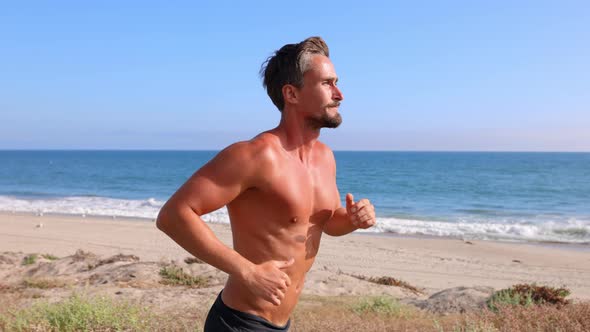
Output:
[{"xmin": 1, "ymin": 1, "xmax": 589, "ymax": 151}]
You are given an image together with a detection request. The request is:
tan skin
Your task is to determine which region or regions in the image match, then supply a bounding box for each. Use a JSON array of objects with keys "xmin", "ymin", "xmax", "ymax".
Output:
[{"xmin": 156, "ymin": 55, "xmax": 376, "ymax": 326}]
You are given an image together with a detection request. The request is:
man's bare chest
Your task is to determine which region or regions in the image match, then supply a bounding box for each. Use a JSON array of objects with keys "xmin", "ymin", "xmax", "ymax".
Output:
[{"xmin": 260, "ymin": 163, "xmax": 337, "ymax": 217}]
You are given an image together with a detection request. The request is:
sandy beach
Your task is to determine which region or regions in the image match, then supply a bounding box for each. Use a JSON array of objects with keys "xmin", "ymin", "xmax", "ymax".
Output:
[{"xmin": 1, "ymin": 211, "xmax": 589, "ymax": 306}]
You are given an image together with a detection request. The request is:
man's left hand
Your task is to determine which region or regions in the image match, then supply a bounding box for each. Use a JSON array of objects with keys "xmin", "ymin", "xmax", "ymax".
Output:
[{"xmin": 345, "ymin": 193, "xmax": 376, "ymax": 229}]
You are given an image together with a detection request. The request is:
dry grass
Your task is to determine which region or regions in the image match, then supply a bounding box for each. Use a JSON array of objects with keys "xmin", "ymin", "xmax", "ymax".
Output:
[
  {"xmin": 0, "ymin": 292, "xmax": 588, "ymax": 332},
  {"xmin": 0, "ymin": 293, "xmax": 152, "ymax": 332},
  {"xmin": 292, "ymin": 295, "xmax": 463, "ymax": 332},
  {"xmin": 0, "ymin": 284, "xmax": 13, "ymax": 292},
  {"xmin": 293, "ymin": 295, "xmax": 413, "ymax": 331},
  {"xmin": 21, "ymin": 277, "xmax": 70, "ymax": 289},
  {"xmin": 293, "ymin": 296, "xmax": 590, "ymax": 332},
  {"xmin": 146, "ymin": 306, "xmax": 207, "ymax": 332},
  {"xmin": 0, "ymin": 293, "xmax": 205, "ymax": 332},
  {"xmin": 347, "ymin": 273, "xmax": 423, "ymax": 295},
  {"xmin": 459, "ymin": 302, "xmax": 590, "ymax": 332}
]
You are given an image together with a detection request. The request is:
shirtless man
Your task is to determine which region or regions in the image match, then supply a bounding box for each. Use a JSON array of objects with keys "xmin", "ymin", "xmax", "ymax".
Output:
[{"xmin": 156, "ymin": 36, "xmax": 376, "ymax": 331}]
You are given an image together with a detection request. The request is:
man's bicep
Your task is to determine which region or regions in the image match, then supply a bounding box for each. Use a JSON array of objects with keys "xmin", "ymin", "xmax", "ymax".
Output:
[{"xmin": 168, "ymin": 144, "xmax": 254, "ymax": 216}]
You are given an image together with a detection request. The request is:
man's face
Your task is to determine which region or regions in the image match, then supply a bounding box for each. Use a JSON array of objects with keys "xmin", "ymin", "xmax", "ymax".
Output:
[{"xmin": 298, "ymin": 55, "xmax": 344, "ymax": 129}]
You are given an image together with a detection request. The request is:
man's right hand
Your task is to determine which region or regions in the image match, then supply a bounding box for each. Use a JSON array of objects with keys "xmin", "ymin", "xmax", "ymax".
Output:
[{"xmin": 241, "ymin": 258, "xmax": 294, "ymax": 306}]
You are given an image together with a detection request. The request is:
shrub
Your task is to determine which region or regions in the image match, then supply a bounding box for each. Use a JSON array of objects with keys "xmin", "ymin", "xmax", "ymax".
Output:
[
  {"xmin": 487, "ymin": 284, "xmax": 570, "ymax": 311},
  {"xmin": 22, "ymin": 254, "xmax": 38, "ymax": 265},
  {"xmin": 159, "ymin": 266, "xmax": 208, "ymax": 287}
]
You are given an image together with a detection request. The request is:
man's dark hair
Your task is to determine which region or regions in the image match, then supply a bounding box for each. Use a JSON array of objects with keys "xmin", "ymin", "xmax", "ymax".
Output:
[{"xmin": 260, "ymin": 36, "xmax": 330, "ymax": 111}]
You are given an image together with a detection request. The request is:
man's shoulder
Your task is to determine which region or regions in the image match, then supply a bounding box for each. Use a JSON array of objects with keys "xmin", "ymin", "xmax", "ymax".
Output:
[
  {"xmin": 218, "ymin": 132, "xmax": 281, "ymax": 166},
  {"xmin": 315, "ymin": 140, "xmax": 334, "ymax": 154},
  {"xmin": 315, "ymin": 140, "xmax": 336, "ymax": 163}
]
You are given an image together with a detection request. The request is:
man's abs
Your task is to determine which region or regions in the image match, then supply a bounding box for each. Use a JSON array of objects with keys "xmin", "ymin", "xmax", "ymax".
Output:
[{"xmin": 220, "ymin": 262, "xmax": 308, "ymax": 326}]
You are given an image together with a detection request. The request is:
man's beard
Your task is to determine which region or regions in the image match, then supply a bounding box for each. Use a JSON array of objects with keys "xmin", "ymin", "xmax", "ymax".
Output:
[{"xmin": 307, "ymin": 104, "xmax": 343, "ymax": 129}]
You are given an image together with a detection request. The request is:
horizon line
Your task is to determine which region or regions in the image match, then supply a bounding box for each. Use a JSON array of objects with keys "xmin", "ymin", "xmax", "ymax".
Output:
[{"xmin": 1, "ymin": 148, "xmax": 589, "ymax": 153}]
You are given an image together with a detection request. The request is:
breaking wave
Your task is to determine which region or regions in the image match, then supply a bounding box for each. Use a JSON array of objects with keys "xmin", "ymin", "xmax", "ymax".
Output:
[{"xmin": 1, "ymin": 195, "xmax": 588, "ymax": 244}]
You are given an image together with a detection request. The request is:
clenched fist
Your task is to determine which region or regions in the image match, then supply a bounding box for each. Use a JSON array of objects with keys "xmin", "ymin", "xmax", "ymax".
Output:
[{"xmin": 346, "ymin": 193, "xmax": 376, "ymax": 229}]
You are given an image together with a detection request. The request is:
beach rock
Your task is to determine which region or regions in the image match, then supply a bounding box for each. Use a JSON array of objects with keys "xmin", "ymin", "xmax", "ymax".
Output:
[
  {"xmin": 25, "ymin": 252, "xmax": 99, "ymax": 277},
  {"xmin": 184, "ymin": 256, "xmax": 205, "ymax": 264},
  {"xmin": 408, "ymin": 286, "xmax": 494, "ymax": 314},
  {"xmin": 87, "ymin": 262, "xmax": 161, "ymax": 288}
]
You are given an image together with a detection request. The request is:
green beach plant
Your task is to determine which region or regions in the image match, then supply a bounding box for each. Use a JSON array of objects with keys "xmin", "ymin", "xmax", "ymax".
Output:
[
  {"xmin": 22, "ymin": 254, "xmax": 38, "ymax": 265},
  {"xmin": 0, "ymin": 293, "xmax": 152, "ymax": 331},
  {"xmin": 41, "ymin": 253, "xmax": 59, "ymax": 261},
  {"xmin": 352, "ymin": 296, "xmax": 412, "ymax": 318}
]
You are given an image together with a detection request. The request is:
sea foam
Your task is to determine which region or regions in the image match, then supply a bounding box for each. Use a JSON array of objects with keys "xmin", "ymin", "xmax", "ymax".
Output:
[
  {"xmin": 0, "ymin": 195, "xmax": 230, "ymax": 223},
  {"xmin": 1, "ymin": 195, "xmax": 588, "ymax": 244},
  {"xmin": 363, "ymin": 216, "xmax": 590, "ymax": 243}
]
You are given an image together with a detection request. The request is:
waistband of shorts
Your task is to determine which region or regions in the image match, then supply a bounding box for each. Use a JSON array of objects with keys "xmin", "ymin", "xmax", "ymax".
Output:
[{"xmin": 214, "ymin": 291, "xmax": 291, "ymax": 330}]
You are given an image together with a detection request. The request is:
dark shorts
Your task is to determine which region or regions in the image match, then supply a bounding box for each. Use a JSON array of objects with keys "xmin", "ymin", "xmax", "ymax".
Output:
[{"xmin": 203, "ymin": 292, "xmax": 291, "ymax": 332}]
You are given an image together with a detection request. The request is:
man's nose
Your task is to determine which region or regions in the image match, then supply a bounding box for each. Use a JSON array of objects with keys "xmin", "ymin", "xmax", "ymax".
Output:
[{"xmin": 333, "ymin": 86, "xmax": 344, "ymax": 101}]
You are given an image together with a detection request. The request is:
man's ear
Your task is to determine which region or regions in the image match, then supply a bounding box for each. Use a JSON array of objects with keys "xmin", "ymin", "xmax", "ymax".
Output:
[{"xmin": 282, "ymin": 84, "xmax": 299, "ymax": 106}]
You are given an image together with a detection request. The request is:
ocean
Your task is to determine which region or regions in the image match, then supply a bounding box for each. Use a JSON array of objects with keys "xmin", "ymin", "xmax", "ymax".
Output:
[{"xmin": 1, "ymin": 150, "xmax": 589, "ymax": 244}]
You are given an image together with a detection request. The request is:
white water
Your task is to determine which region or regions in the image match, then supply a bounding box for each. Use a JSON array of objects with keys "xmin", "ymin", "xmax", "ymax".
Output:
[{"xmin": 1, "ymin": 195, "xmax": 588, "ymax": 244}]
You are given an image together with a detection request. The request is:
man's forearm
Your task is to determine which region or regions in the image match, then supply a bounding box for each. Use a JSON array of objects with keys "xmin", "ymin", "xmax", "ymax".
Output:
[
  {"xmin": 156, "ymin": 202, "xmax": 252, "ymax": 279},
  {"xmin": 323, "ymin": 207, "xmax": 357, "ymax": 236}
]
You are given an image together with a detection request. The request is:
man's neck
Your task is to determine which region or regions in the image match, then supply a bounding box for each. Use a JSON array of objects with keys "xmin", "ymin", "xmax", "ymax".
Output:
[{"xmin": 274, "ymin": 110, "xmax": 321, "ymax": 164}]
